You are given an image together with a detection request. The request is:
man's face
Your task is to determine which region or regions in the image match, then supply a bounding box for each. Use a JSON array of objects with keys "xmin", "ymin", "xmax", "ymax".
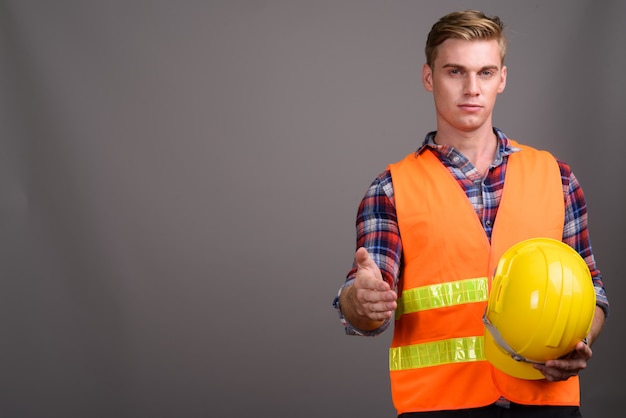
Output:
[{"xmin": 422, "ymin": 38, "xmax": 507, "ymax": 133}]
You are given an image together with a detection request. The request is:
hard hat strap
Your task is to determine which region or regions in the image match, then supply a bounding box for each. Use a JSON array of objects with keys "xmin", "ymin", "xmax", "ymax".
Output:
[{"xmin": 482, "ymin": 310, "xmax": 545, "ymax": 365}]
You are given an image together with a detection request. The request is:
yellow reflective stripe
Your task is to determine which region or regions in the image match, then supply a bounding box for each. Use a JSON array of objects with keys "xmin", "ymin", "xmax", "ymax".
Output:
[
  {"xmin": 390, "ymin": 336, "xmax": 485, "ymax": 371},
  {"xmin": 395, "ymin": 277, "xmax": 488, "ymax": 319}
]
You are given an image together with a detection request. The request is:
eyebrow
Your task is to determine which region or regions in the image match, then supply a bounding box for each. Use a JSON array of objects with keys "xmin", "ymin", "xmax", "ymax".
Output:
[{"xmin": 442, "ymin": 63, "xmax": 500, "ymax": 72}]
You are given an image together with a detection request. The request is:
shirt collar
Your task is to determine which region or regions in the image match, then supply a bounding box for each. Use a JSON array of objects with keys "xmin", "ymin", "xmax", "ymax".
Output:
[{"xmin": 415, "ymin": 127, "xmax": 521, "ymax": 164}]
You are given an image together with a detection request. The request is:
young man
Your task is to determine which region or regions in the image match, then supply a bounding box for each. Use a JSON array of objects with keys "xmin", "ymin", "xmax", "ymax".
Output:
[{"xmin": 332, "ymin": 10, "xmax": 610, "ymax": 417}]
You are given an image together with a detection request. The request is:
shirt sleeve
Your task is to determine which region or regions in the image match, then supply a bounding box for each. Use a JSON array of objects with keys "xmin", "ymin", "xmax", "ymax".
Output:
[
  {"xmin": 332, "ymin": 169, "xmax": 403, "ymax": 336},
  {"xmin": 559, "ymin": 161, "xmax": 610, "ymax": 318}
]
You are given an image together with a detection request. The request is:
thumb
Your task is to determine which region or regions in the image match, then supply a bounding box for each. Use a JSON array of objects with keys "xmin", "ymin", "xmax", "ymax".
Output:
[
  {"xmin": 355, "ymin": 247, "xmax": 384, "ymax": 280},
  {"xmin": 354, "ymin": 247, "xmax": 389, "ymax": 291},
  {"xmin": 355, "ymin": 247, "xmax": 375, "ymax": 270}
]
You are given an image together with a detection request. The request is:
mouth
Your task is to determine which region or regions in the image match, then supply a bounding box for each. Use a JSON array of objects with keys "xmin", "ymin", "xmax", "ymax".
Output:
[{"xmin": 458, "ymin": 104, "xmax": 482, "ymax": 112}]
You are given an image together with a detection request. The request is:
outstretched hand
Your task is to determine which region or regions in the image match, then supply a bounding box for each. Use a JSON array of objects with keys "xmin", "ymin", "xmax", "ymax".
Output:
[
  {"xmin": 533, "ymin": 340, "xmax": 592, "ymax": 382},
  {"xmin": 349, "ymin": 247, "xmax": 398, "ymax": 323}
]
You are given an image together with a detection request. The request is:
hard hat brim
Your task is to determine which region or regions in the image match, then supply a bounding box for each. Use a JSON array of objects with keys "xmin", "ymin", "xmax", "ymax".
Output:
[{"xmin": 484, "ymin": 330, "xmax": 545, "ymax": 380}]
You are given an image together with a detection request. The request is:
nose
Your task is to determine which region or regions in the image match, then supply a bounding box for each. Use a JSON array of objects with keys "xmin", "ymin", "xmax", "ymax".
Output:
[{"xmin": 464, "ymin": 74, "xmax": 480, "ymax": 96}]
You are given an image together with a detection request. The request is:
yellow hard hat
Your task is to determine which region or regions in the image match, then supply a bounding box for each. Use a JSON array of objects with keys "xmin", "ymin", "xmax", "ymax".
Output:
[{"xmin": 483, "ymin": 237, "xmax": 596, "ymax": 380}]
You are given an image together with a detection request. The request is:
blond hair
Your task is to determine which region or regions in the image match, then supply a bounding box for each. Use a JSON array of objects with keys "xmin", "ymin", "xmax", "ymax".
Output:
[{"xmin": 425, "ymin": 10, "xmax": 507, "ymax": 67}]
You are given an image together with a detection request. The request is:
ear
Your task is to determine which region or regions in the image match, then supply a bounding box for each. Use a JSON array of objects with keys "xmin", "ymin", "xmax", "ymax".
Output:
[
  {"xmin": 422, "ymin": 63, "xmax": 434, "ymax": 92},
  {"xmin": 498, "ymin": 65, "xmax": 507, "ymax": 93}
]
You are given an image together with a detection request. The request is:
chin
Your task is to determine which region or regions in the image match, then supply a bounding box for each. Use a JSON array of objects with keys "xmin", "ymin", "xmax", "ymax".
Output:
[
  {"xmin": 455, "ymin": 123, "xmax": 482, "ymax": 133},
  {"xmin": 455, "ymin": 119, "xmax": 487, "ymax": 132}
]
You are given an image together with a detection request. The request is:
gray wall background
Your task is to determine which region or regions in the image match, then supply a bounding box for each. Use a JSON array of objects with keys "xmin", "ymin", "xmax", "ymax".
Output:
[{"xmin": 1, "ymin": 1, "xmax": 624, "ymax": 417}]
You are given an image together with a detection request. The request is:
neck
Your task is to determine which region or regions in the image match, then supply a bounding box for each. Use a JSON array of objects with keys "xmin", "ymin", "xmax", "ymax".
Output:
[{"xmin": 434, "ymin": 125, "xmax": 497, "ymax": 175}]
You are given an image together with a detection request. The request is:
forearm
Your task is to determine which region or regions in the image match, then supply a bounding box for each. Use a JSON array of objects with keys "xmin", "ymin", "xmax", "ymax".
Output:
[{"xmin": 586, "ymin": 305, "xmax": 606, "ymax": 346}]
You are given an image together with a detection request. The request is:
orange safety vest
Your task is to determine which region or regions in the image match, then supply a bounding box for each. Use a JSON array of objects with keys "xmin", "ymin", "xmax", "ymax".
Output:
[{"xmin": 388, "ymin": 141, "xmax": 577, "ymax": 414}]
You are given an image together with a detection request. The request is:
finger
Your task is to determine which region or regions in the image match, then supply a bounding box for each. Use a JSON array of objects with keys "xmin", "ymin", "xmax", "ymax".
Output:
[
  {"xmin": 575, "ymin": 340, "xmax": 592, "ymax": 359},
  {"xmin": 548, "ymin": 357, "xmax": 586, "ymax": 372},
  {"xmin": 362, "ymin": 299, "xmax": 397, "ymax": 319},
  {"xmin": 368, "ymin": 309, "xmax": 394, "ymax": 321},
  {"xmin": 359, "ymin": 289, "xmax": 398, "ymax": 306},
  {"xmin": 537, "ymin": 355, "xmax": 587, "ymax": 382},
  {"xmin": 533, "ymin": 364, "xmax": 573, "ymax": 382}
]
